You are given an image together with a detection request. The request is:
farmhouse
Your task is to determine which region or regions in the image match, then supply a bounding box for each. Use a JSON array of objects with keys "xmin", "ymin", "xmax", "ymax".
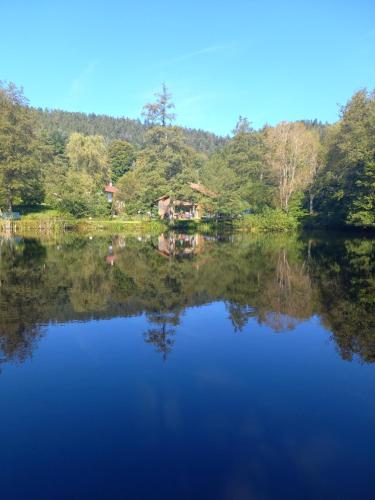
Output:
[{"xmin": 156, "ymin": 183, "xmax": 217, "ymax": 220}]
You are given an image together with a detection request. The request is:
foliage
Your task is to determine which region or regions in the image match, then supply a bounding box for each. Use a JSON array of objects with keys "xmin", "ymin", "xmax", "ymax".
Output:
[
  {"xmin": 263, "ymin": 122, "xmax": 321, "ymax": 212},
  {"xmin": 201, "ymin": 126, "xmax": 273, "ymax": 215},
  {"xmin": 49, "ymin": 170, "xmax": 109, "ymax": 218},
  {"xmin": 115, "ymin": 170, "xmax": 143, "ymax": 214},
  {"xmin": 237, "ymin": 208, "xmax": 299, "ymax": 232},
  {"xmin": 42, "ymin": 132, "xmax": 110, "ymax": 217},
  {"xmin": 0, "ymin": 81, "xmax": 45, "ymax": 210},
  {"xmin": 0, "ymin": 80, "xmax": 374, "ymax": 230},
  {"xmin": 34, "ymin": 108, "xmax": 226, "ymax": 156},
  {"xmin": 314, "ymin": 90, "xmax": 375, "ymax": 228},
  {"xmin": 115, "ymin": 126, "xmax": 204, "ymax": 213},
  {"xmin": 108, "ymin": 140, "xmax": 136, "ymax": 182},
  {"xmin": 65, "ymin": 132, "xmax": 109, "ymax": 186}
]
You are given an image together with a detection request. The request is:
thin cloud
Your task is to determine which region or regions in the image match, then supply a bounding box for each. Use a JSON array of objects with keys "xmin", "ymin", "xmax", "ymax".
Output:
[
  {"xmin": 164, "ymin": 43, "xmax": 235, "ymax": 66},
  {"xmin": 69, "ymin": 61, "xmax": 97, "ymax": 98}
]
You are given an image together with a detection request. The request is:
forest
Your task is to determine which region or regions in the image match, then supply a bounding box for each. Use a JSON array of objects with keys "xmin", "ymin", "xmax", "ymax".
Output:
[{"xmin": 0, "ymin": 80, "xmax": 374, "ymax": 229}]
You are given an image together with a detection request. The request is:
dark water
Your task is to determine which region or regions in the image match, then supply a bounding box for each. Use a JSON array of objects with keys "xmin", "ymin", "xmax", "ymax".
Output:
[{"xmin": 0, "ymin": 232, "xmax": 374, "ymax": 500}]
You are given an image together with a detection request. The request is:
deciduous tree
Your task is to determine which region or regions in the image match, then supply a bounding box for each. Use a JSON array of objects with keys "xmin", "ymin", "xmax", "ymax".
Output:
[
  {"xmin": 108, "ymin": 140, "xmax": 136, "ymax": 182},
  {"xmin": 0, "ymin": 81, "xmax": 44, "ymax": 211},
  {"xmin": 65, "ymin": 132, "xmax": 109, "ymax": 186},
  {"xmin": 264, "ymin": 122, "xmax": 320, "ymax": 212}
]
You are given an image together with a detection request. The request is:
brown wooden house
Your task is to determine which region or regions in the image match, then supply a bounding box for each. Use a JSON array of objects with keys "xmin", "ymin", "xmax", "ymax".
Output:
[{"xmin": 156, "ymin": 183, "xmax": 217, "ymax": 220}]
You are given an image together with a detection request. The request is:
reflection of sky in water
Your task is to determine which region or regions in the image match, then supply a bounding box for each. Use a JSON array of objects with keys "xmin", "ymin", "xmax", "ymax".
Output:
[
  {"xmin": 0, "ymin": 234, "xmax": 374, "ymax": 498},
  {"xmin": 1, "ymin": 303, "xmax": 375, "ymax": 499}
]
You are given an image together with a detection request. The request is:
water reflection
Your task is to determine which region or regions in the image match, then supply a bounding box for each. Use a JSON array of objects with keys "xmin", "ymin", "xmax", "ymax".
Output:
[
  {"xmin": 156, "ymin": 233, "xmax": 207, "ymax": 258},
  {"xmin": 0, "ymin": 232, "xmax": 374, "ymax": 366}
]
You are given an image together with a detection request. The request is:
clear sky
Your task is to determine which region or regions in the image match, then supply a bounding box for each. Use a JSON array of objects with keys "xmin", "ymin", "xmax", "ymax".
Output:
[{"xmin": 1, "ymin": 0, "xmax": 374, "ymax": 135}]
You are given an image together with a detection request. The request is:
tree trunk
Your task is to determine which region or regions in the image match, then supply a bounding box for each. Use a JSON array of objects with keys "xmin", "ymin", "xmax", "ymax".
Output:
[
  {"xmin": 7, "ymin": 192, "xmax": 13, "ymax": 213},
  {"xmin": 309, "ymin": 192, "xmax": 314, "ymax": 215}
]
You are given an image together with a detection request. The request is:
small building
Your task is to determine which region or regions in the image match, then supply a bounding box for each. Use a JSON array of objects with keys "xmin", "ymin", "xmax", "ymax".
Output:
[
  {"xmin": 156, "ymin": 183, "xmax": 217, "ymax": 220},
  {"xmin": 104, "ymin": 182, "xmax": 118, "ymax": 203}
]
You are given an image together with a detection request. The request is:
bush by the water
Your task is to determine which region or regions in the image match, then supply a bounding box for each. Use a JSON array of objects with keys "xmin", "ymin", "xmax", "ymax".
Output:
[{"xmin": 237, "ymin": 208, "xmax": 299, "ymax": 232}]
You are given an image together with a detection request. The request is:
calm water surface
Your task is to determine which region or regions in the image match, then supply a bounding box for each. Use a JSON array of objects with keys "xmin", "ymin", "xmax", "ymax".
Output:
[{"xmin": 0, "ymin": 232, "xmax": 374, "ymax": 499}]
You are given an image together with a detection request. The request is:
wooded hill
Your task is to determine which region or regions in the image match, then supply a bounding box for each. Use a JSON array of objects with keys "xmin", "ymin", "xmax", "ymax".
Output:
[{"xmin": 34, "ymin": 107, "xmax": 227, "ymax": 155}]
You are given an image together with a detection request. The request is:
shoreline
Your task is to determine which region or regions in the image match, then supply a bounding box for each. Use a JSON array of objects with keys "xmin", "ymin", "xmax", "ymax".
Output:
[{"xmin": 1, "ymin": 216, "xmax": 374, "ymax": 236}]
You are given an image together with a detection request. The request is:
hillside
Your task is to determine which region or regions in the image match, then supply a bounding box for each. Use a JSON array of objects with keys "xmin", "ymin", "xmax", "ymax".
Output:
[{"xmin": 34, "ymin": 108, "xmax": 227, "ymax": 155}]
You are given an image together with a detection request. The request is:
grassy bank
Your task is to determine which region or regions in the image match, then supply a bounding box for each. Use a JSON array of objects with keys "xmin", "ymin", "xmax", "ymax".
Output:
[
  {"xmin": 76, "ymin": 218, "xmax": 167, "ymax": 234},
  {"xmin": 1, "ymin": 206, "xmax": 301, "ymax": 236},
  {"xmin": 1, "ymin": 214, "xmax": 298, "ymax": 236},
  {"xmin": 1, "ymin": 207, "xmax": 168, "ymax": 236},
  {"xmin": 165, "ymin": 211, "xmax": 299, "ymax": 234}
]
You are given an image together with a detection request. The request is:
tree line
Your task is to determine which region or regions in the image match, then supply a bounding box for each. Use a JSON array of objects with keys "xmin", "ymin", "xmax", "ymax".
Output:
[{"xmin": 0, "ymin": 80, "xmax": 374, "ymax": 228}]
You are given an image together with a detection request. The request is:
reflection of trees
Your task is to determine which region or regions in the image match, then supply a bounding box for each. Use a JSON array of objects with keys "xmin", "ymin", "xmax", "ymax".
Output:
[
  {"xmin": 0, "ymin": 232, "xmax": 374, "ymax": 365},
  {"xmin": 259, "ymin": 246, "xmax": 314, "ymax": 331},
  {"xmin": 222, "ymin": 236, "xmax": 314, "ymax": 332},
  {"xmin": 226, "ymin": 303, "xmax": 256, "ymax": 332},
  {"xmin": 309, "ymin": 238, "xmax": 375, "ymax": 362},
  {"xmin": 144, "ymin": 313, "xmax": 179, "ymax": 361},
  {"xmin": 0, "ymin": 238, "xmax": 47, "ymax": 365}
]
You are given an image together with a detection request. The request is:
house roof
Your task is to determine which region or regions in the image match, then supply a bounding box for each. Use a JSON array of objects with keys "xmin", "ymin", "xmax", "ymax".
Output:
[
  {"xmin": 155, "ymin": 183, "xmax": 217, "ymax": 203},
  {"xmin": 104, "ymin": 184, "xmax": 118, "ymax": 193},
  {"xmin": 174, "ymin": 200, "xmax": 194, "ymax": 206},
  {"xmin": 189, "ymin": 183, "xmax": 217, "ymax": 198},
  {"xmin": 156, "ymin": 194, "xmax": 170, "ymax": 201}
]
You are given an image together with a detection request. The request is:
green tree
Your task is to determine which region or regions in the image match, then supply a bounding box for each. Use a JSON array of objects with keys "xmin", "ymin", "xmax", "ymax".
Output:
[
  {"xmin": 108, "ymin": 140, "xmax": 136, "ymax": 182},
  {"xmin": 202, "ymin": 125, "xmax": 272, "ymax": 215},
  {"xmin": 115, "ymin": 170, "xmax": 143, "ymax": 214},
  {"xmin": 51, "ymin": 170, "xmax": 109, "ymax": 218},
  {"xmin": 0, "ymin": 81, "xmax": 44, "ymax": 211},
  {"xmin": 65, "ymin": 132, "xmax": 109, "ymax": 186},
  {"xmin": 201, "ymin": 154, "xmax": 244, "ymax": 215},
  {"xmin": 315, "ymin": 89, "xmax": 375, "ymax": 228},
  {"xmin": 35, "ymin": 107, "xmax": 225, "ymax": 155},
  {"xmin": 115, "ymin": 126, "xmax": 203, "ymax": 213}
]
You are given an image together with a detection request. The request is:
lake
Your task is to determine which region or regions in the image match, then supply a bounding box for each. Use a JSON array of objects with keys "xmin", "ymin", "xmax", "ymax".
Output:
[{"xmin": 0, "ymin": 231, "xmax": 374, "ymax": 499}]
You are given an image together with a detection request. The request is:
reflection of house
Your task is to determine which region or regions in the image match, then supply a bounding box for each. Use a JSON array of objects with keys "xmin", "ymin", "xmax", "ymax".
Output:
[
  {"xmin": 156, "ymin": 233, "xmax": 206, "ymax": 258},
  {"xmin": 156, "ymin": 183, "xmax": 217, "ymax": 220},
  {"xmin": 104, "ymin": 182, "xmax": 118, "ymax": 203},
  {"xmin": 106, "ymin": 244, "xmax": 117, "ymax": 266}
]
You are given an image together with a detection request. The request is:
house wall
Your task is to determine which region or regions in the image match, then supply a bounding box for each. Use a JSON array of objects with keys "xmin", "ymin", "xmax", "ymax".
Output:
[
  {"xmin": 158, "ymin": 198, "xmax": 171, "ymax": 218},
  {"xmin": 195, "ymin": 204, "xmax": 203, "ymax": 219},
  {"xmin": 157, "ymin": 198, "xmax": 205, "ymax": 219}
]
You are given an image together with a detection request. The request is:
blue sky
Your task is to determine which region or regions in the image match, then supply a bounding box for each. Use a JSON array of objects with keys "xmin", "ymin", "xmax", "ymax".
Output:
[{"xmin": 1, "ymin": 0, "xmax": 374, "ymax": 135}]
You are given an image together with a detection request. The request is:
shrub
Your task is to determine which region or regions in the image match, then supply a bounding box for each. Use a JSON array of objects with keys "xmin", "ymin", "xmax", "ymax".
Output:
[{"xmin": 237, "ymin": 208, "xmax": 299, "ymax": 232}]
